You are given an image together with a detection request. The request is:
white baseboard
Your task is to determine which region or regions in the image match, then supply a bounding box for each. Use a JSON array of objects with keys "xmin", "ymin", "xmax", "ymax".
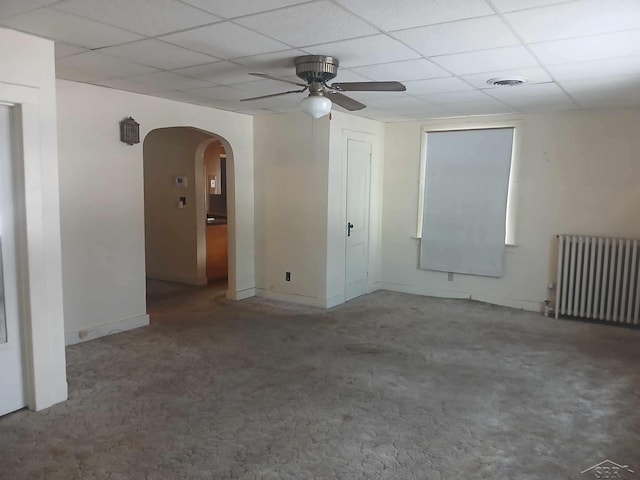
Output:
[
  {"xmin": 65, "ymin": 313, "xmax": 150, "ymax": 346},
  {"xmin": 255, "ymin": 288, "xmax": 332, "ymax": 308},
  {"xmin": 377, "ymin": 281, "xmax": 541, "ymax": 312},
  {"xmin": 325, "ymin": 293, "xmax": 345, "ymax": 308},
  {"xmin": 228, "ymin": 287, "xmax": 255, "ymax": 301}
]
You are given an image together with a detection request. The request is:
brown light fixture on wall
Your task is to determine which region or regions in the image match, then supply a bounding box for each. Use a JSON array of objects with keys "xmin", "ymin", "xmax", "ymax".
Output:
[{"xmin": 119, "ymin": 117, "xmax": 140, "ymax": 145}]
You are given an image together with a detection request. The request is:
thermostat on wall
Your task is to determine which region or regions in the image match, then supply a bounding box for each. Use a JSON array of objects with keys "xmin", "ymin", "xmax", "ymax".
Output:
[{"xmin": 174, "ymin": 176, "xmax": 188, "ymax": 188}]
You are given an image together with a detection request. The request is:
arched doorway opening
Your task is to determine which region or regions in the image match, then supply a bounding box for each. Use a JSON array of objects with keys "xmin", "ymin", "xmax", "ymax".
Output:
[
  {"xmin": 201, "ymin": 139, "xmax": 228, "ymax": 284},
  {"xmin": 142, "ymin": 127, "xmax": 236, "ymax": 311}
]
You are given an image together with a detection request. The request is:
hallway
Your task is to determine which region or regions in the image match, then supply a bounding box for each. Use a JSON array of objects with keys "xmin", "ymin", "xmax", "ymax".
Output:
[{"xmin": 2, "ymin": 288, "xmax": 640, "ymax": 479}]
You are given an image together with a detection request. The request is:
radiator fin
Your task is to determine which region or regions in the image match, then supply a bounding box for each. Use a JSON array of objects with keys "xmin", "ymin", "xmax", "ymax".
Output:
[{"xmin": 556, "ymin": 235, "xmax": 640, "ymax": 325}]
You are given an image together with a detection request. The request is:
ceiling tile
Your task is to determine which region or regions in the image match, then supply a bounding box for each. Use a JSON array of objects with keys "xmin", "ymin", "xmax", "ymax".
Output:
[
  {"xmin": 449, "ymin": 101, "xmax": 518, "ymax": 115},
  {"xmin": 516, "ymin": 98, "xmax": 577, "ymax": 113},
  {"xmin": 160, "ymin": 22, "xmax": 289, "ymax": 59},
  {"xmin": 351, "ymin": 59, "xmax": 449, "ymax": 81},
  {"xmin": 403, "ymin": 77, "xmax": 474, "ymax": 95},
  {"xmin": 560, "ymin": 75, "xmax": 640, "ymax": 97},
  {"xmin": 546, "ymin": 56, "xmax": 640, "ymax": 81},
  {"xmin": 54, "ymin": 0, "xmax": 221, "ymax": 36},
  {"xmin": 122, "ymin": 71, "xmax": 214, "ymax": 90},
  {"xmin": 54, "ymin": 42, "xmax": 87, "ymax": 58},
  {"xmin": 364, "ymin": 95, "xmax": 448, "ymax": 115},
  {"xmin": 56, "ymin": 51, "xmax": 158, "ymax": 81},
  {"xmin": 232, "ymin": 79, "xmax": 306, "ymax": 98},
  {"xmin": 485, "ymin": 81, "xmax": 565, "ymax": 100},
  {"xmin": 358, "ymin": 108, "xmax": 413, "ymax": 122},
  {"xmin": 491, "ymin": 0, "xmax": 576, "ymax": 13},
  {"xmin": 329, "ymin": 69, "xmax": 371, "ymax": 83},
  {"xmin": 193, "ymin": 97, "xmax": 239, "ymax": 108},
  {"xmin": 531, "ymin": 29, "xmax": 640, "ymax": 65},
  {"xmin": 179, "ymin": 0, "xmax": 309, "ymax": 19},
  {"xmin": 484, "ymin": 82, "xmax": 577, "ymax": 110},
  {"xmin": 91, "ymin": 77, "xmax": 168, "ymax": 94},
  {"xmin": 235, "ymin": 1, "xmax": 377, "ymax": 47},
  {"xmin": 334, "ymin": 0, "xmax": 493, "ymax": 32},
  {"xmin": 393, "ymin": 16, "xmax": 520, "ymax": 57},
  {"xmin": 460, "ymin": 66, "xmax": 552, "ymax": 89},
  {"xmin": 0, "ymin": 0, "xmax": 59, "ymax": 19},
  {"xmin": 0, "ymin": 8, "xmax": 143, "ymax": 48},
  {"xmin": 188, "ymin": 85, "xmax": 249, "ymax": 101},
  {"xmin": 241, "ymin": 96, "xmax": 301, "ymax": 111},
  {"xmin": 504, "ymin": 0, "xmax": 640, "ymax": 44},
  {"xmin": 343, "ymin": 90, "xmax": 407, "ymax": 103},
  {"xmin": 98, "ymin": 39, "xmax": 218, "ymax": 70},
  {"xmin": 151, "ymin": 90, "xmax": 217, "ymax": 105},
  {"xmin": 232, "ymin": 49, "xmax": 307, "ymax": 75},
  {"xmin": 422, "ymin": 90, "xmax": 497, "ymax": 105},
  {"xmin": 431, "ymin": 46, "xmax": 539, "ymax": 75},
  {"xmin": 175, "ymin": 61, "xmax": 254, "ymax": 84},
  {"xmin": 304, "ymin": 34, "xmax": 420, "ymax": 68}
]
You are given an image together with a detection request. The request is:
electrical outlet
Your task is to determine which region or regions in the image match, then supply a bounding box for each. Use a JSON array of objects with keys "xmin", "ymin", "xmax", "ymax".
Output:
[
  {"xmin": 285, "ymin": 272, "xmax": 291, "ymax": 281},
  {"xmin": 448, "ymin": 272, "xmax": 454, "ymax": 281}
]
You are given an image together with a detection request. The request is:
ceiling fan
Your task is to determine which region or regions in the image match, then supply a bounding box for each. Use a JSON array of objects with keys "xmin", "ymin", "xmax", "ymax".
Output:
[{"xmin": 240, "ymin": 55, "xmax": 406, "ymax": 118}]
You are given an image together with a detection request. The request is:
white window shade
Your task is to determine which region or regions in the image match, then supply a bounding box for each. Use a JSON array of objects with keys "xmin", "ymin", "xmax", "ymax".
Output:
[{"xmin": 420, "ymin": 128, "xmax": 514, "ymax": 277}]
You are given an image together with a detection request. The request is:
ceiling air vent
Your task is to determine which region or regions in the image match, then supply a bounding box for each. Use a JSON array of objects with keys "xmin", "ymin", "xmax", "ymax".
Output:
[{"xmin": 487, "ymin": 77, "xmax": 528, "ymax": 87}]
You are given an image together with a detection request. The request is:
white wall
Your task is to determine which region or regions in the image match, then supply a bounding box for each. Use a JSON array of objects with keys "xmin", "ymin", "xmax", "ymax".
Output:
[
  {"xmin": 327, "ymin": 111, "xmax": 385, "ymax": 306},
  {"xmin": 254, "ymin": 111, "xmax": 384, "ymax": 307},
  {"xmin": 381, "ymin": 108, "xmax": 640, "ymax": 311},
  {"xmin": 144, "ymin": 128, "xmax": 213, "ymax": 285},
  {"xmin": 254, "ymin": 113, "xmax": 331, "ymax": 306},
  {"xmin": 57, "ymin": 80, "xmax": 255, "ymax": 344},
  {"xmin": 0, "ymin": 27, "xmax": 67, "ymax": 410}
]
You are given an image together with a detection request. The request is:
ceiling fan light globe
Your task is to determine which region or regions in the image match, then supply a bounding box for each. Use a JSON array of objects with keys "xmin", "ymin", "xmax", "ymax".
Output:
[{"xmin": 301, "ymin": 95, "xmax": 332, "ymax": 119}]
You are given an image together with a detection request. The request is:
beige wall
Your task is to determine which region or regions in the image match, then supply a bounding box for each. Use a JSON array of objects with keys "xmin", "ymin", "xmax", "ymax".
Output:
[
  {"xmin": 254, "ymin": 111, "xmax": 384, "ymax": 307},
  {"xmin": 0, "ymin": 27, "xmax": 67, "ymax": 410},
  {"xmin": 57, "ymin": 80, "xmax": 255, "ymax": 345},
  {"xmin": 254, "ymin": 113, "xmax": 331, "ymax": 305},
  {"xmin": 144, "ymin": 127, "xmax": 214, "ymax": 285},
  {"xmin": 380, "ymin": 108, "xmax": 640, "ymax": 311}
]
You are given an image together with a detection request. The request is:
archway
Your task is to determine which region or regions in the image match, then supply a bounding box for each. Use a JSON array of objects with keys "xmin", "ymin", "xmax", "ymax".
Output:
[{"xmin": 142, "ymin": 127, "xmax": 237, "ymax": 302}]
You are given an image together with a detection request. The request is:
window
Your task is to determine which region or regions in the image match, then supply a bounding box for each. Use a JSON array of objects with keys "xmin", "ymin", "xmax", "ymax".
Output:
[{"xmin": 417, "ymin": 123, "xmax": 519, "ymax": 278}]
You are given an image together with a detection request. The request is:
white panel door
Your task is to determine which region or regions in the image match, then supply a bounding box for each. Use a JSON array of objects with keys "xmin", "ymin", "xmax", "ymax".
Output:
[
  {"xmin": 0, "ymin": 104, "xmax": 25, "ymax": 416},
  {"xmin": 345, "ymin": 138, "xmax": 372, "ymax": 301}
]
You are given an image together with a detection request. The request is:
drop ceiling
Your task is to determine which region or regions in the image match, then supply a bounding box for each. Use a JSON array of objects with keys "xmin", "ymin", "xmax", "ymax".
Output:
[{"xmin": 1, "ymin": 0, "xmax": 640, "ymax": 121}]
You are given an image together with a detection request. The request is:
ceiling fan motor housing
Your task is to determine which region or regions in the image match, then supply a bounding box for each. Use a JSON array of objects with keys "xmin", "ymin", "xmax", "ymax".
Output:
[{"xmin": 294, "ymin": 55, "xmax": 339, "ymax": 84}]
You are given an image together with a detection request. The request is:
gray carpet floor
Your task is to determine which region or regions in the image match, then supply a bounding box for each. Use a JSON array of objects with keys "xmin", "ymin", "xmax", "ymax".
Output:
[{"xmin": 2, "ymin": 283, "xmax": 640, "ymax": 480}]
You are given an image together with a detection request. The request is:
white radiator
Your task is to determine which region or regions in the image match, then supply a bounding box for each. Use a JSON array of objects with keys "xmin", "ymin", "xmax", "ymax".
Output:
[{"xmin": 555, "ymin": 234, "xmax": 640, "ymax": 324}]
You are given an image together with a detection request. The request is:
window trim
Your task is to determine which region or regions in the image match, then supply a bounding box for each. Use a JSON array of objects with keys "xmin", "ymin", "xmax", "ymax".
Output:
[{"xmin": 416, "ymin": 117, "xmax": 523, "ymax": 246}]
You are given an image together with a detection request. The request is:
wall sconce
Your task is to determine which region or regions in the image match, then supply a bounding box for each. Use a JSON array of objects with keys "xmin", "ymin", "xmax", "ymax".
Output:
[{"xmin": 119, "ymin": 117, "xmax": 140, "ymax": 145}]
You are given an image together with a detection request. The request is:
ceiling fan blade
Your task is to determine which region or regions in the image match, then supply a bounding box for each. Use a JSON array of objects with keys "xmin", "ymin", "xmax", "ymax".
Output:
[
  {"xmin": 248, "ymin": 72, "xmax": 307, "ymax": 87},
  {"xmin": 330, "ymin": 81, "xmax": 406, "ymax": 92},
  {"xmin": 327, "ymin": 92, "xmax": 366, "ymax": 111},
  {"xmin": 241, "ymin": 88, "xmax": 307, "ymax": 102}
]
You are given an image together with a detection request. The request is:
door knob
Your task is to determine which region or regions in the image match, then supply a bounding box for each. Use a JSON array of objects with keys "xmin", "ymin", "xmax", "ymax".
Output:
[{"xmin": 347, "ymin": 222, "xmax": 354, "ymax": 237}]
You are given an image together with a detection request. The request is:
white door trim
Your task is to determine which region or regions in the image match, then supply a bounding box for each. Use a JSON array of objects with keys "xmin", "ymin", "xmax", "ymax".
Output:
[{"xmin": 0, "ymin": 80, "xmax": 63, "ymax": 411}]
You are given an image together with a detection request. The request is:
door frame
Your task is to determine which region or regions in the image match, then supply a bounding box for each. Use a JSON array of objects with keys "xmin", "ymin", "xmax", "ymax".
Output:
[
  {"xmin": 340, "ymin": 129, "xmax": 379, "ymax": 303},
  {"xmin": 0, "ymin": 80, "xmax": 66, "ymax": 411}
]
